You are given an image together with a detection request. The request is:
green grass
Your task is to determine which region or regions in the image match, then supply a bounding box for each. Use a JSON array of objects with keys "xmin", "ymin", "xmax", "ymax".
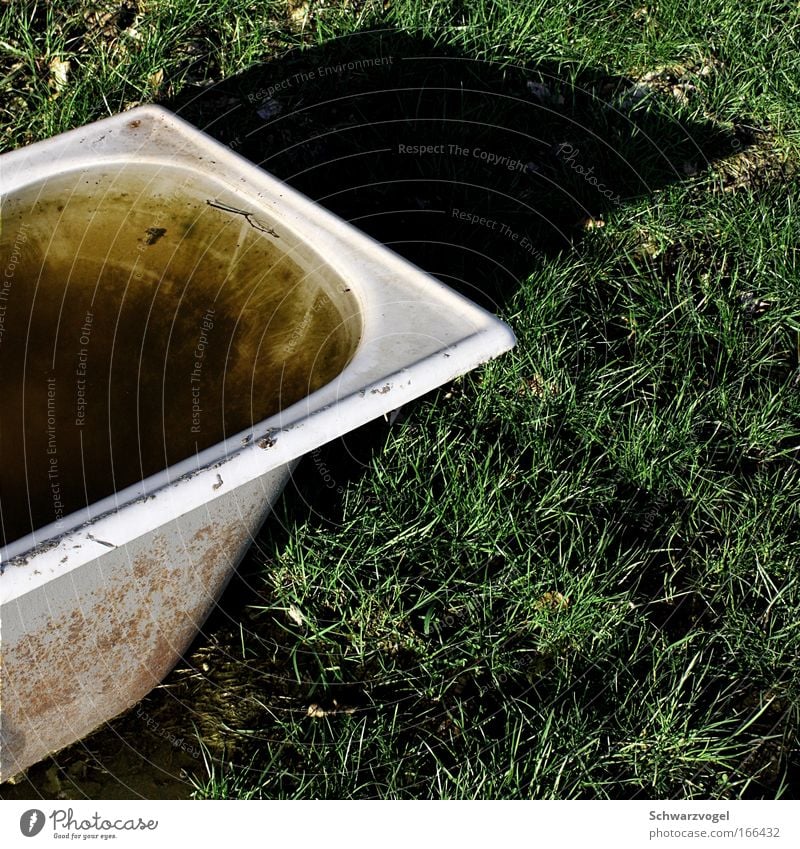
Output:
[{"xmin": 1, "ymin": 0, "xmax": 799, "ymax": 800}]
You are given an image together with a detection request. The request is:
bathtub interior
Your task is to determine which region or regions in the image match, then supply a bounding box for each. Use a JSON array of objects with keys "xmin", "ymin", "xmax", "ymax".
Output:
[{"xmin": 0, "ymin": 163, "xmax": 362, "ymax": 549}]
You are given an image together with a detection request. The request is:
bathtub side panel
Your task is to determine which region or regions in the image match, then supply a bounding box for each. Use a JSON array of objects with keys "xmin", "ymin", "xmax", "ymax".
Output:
[{"xmin": 0, "ymin": 463, "xmax": 294, "ymax": 783}]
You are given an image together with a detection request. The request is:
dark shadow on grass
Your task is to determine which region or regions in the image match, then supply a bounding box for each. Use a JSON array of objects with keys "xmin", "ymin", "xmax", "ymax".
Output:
[{"xmin": 165, "ymin": 30, "xmax": 746, "ymax": 312}]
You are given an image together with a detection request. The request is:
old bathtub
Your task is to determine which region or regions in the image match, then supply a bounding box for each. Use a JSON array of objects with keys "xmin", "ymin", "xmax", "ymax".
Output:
[{"xmin": 0, "ymin": 104, "xmax": 514, "ymax": 782}]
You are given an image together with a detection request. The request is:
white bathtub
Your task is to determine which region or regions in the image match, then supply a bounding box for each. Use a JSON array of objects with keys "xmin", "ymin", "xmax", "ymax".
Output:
[{"xmin": 0, "ymin": 104, "xmax": 515, "ymax": 781}]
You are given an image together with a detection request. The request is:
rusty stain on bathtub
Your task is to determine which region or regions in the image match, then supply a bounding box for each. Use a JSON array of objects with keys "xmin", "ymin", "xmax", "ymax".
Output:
[{"xmin": 1, "ymin": 519, "xmax": 253, "ymax": 780}]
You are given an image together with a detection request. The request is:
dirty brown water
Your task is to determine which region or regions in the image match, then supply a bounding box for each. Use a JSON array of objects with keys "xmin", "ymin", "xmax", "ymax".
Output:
[
  {"xmin": 0, "ymin": 163, "xmax": 360, "ymax": 547},
  {"xmin": 0, "ymin": 164, "xmax": 360, "ymax": 796}
]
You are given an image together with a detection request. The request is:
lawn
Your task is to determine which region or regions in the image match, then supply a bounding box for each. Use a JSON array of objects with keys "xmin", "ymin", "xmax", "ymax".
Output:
[{"xmin": 0, "ymin": 0, "xmax": 798, "ymax": 799}]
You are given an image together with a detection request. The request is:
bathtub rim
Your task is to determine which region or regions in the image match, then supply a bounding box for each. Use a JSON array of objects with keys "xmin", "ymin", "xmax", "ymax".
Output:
[{"xmin": 0, "ymin": 104, "xmax": 516, "ymax": 600}]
